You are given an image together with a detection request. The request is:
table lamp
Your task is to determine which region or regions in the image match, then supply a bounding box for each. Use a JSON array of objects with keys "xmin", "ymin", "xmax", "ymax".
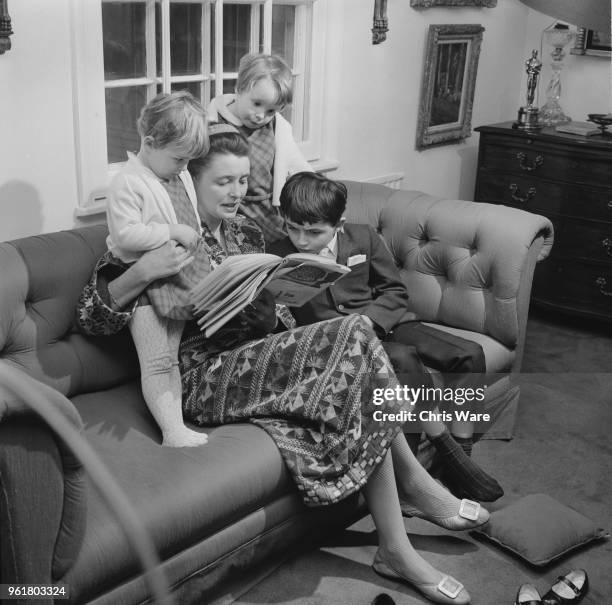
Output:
[{"xmin": 539, "ymin": 23, "xmax": 575, "ymax": 125}]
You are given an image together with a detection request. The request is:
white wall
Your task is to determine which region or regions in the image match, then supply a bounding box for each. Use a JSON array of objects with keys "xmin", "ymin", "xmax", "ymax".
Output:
[
  {"xmin": 0, "ymin": 0, "xmax": 79, "ymax": 241},
  {"xmin": 0, "ymin": 0, "xmax": 610, "ymax": 241},
  {"xmin": 332, "ymin": 0, "xmax": 531, "ymax": 200}
]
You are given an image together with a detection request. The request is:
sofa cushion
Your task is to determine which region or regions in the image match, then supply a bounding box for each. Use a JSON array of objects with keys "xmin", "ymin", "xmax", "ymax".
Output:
[
  {"xmin": 422, "ymin": 322, "xmax": 515, "ymax": 373},
  {"xmin": 63, "ymin": 382, "xmax": 296, "ymax": 602},
  {"xmin": 0, "ymin": 227, "xmax": 138, "ymax": 397}
]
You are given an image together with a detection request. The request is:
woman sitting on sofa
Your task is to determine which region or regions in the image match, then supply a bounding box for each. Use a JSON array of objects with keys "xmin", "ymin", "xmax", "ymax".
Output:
[{"xmin": 77, "ymin": 124, "xmax": 488, "ymax": 605}]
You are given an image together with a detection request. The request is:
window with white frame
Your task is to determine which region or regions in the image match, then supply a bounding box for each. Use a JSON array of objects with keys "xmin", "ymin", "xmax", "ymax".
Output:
[{"xmin": 72, "ymin": 0, "xmax": 335, "ymax": 214}]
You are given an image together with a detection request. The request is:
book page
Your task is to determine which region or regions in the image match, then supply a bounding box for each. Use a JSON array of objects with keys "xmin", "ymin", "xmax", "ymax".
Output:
[{"xmin": 192, "ymin": 254, "xmax": 279, "ymax": 312}]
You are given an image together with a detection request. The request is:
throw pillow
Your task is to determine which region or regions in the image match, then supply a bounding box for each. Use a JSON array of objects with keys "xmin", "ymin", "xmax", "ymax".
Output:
[{"xmin": 473, "ymin": 493, "xmax": 609, "ymax": 566}]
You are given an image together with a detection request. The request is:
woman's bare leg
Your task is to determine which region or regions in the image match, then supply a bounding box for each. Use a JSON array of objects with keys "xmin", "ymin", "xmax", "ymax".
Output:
[
  {"xmin": 364, "ymin": 453, "xmax": 471, "ymax": 603},
  {"xmin": 364, "ymin": 453, "xmax": 450, "ymax": 582}
]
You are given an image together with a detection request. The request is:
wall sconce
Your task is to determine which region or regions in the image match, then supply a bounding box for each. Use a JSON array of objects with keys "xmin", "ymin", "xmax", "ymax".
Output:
[
  {"xmin": 0, "ymin": 0, "xmax": 13, "ymax": 54},
  {"xmin": 372, "ymin": 0, "xmax": 388, "ymax": 45}
]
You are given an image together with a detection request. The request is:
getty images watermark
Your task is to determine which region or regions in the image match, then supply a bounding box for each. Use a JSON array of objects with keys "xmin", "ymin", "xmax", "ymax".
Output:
[{"xmin": 371, "ymin": 384, "xmax": 491, "ymax": 424}]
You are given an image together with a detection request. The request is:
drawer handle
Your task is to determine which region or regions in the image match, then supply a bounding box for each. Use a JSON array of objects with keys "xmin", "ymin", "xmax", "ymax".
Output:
[
  {"xmin": 516, "ymin": 152, "xmax": 544, "ymax": 172},
  {"xmin": 596, "ymin": 277, "xmax": 612, "ymax": 297},
  {"xmin": 509, "ymin": 183, "xmax": 536, "ymax": 203},
  {"xmin": 603, "ymin": 238, "xmax": 612, "ymax": 257},
  {"xmin": 608, "ymin": 201, "xmax": 612, "ymax": 209}
]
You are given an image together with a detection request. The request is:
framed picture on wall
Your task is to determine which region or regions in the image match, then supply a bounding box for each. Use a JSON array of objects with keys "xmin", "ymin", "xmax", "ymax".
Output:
[
  {"xmin": 571, "ymin": 27, "xmax": 611, "ymax": 58},
  {"xmin": 411, "ymin": 0, "xmax": 496, "ymax": 6},
  {"xmin": 415, "ymin": 23, "xmax": 484, "ymax": 150}
]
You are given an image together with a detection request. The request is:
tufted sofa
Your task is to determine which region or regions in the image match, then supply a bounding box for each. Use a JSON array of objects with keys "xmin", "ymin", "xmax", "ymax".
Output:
[
  {"xmin": 0, "ymin": 181, "xmax": 553, "ymax": 604},
  {"xmin": 344, "ymin": 181, "xmax": 553, "ymax": 438}
]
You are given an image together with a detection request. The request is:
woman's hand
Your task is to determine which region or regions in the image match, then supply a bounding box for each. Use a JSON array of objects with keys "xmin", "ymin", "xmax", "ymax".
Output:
[
  {"xmin": 239, "ymin": 289, "xmax": 277, "ymax": 334},
  {"xmin": 138, "ymin": 241, "xmax": 194, "ymax": 282}
]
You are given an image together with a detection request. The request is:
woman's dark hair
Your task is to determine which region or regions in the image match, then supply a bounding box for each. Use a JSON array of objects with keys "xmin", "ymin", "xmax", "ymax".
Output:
[
  {"xmin": 188, "ymin": 123, "xmax": 250, "ymax": 180},
  {"xmin": 279, "ymin": 172, "xmax": 347, "ymax": 226}
]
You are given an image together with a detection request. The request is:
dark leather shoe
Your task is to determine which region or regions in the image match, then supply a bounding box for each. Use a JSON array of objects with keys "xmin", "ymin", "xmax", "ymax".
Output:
[
  {"xmin": 372, "ymin": 594, "xmax": 396, "ymax": 605},
  {"xmin": 542, "ymin": 569, "xmax": 588, "ymax": 604},
  {"xmin": 515, "ymin": 583, "xmax": 542, "ymax": 604}
]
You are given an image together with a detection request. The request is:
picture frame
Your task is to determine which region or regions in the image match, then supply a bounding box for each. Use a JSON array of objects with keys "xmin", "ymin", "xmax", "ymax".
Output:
[
  {"xmin": 415, "ymin": 24, "xmax": 484, "ymax": 150},
  {"xmin": 411, "ymin": 0, "xmax": 496, "ymax": 7},
  {"xmin": 570, "ymin": 28, "xmax": 611, "ymax": 58}
]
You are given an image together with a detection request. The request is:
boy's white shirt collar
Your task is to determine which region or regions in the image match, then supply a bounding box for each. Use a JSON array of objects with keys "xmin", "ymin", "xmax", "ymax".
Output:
[{"xmin": 318, "ymin": 232, "xmax": 339, "ymax": 261}]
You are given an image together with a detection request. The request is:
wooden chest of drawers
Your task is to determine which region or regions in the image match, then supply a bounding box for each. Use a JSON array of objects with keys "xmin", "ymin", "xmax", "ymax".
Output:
[{"xmin": 474, "ymin": 121, "xmax": 612, "ymax": 321}]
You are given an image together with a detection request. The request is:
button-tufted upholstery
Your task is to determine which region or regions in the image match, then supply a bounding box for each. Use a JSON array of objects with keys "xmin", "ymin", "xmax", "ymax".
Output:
[
  {"xmin": 0, "ymin": 182, "xmax": 553, "ymax": 604},
  {"xmin": 343, "ymin": 181, "xmax": 553, "ymax": 373}
]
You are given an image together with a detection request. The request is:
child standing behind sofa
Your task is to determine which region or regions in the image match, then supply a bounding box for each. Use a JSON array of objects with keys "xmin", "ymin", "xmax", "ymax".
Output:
[
  {"xmin": 269, "ymin": 171, "xmax": 504, "ymax": 503},
  {"xmin": 207, "ymin": 53, "xmax": 312, "ymax": 245},
  {"xmin": 106, "ymin": 91, "xmax": 209, "ymax": 448}
]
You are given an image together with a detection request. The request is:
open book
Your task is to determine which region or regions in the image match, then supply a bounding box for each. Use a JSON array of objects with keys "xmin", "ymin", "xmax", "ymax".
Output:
[{"xmin": 191, "ymin": 253, "xmax": 351, "ymax": 337}]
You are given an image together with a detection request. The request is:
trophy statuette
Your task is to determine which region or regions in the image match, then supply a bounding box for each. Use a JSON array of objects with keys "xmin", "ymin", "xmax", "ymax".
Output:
[{"xmin": 513, "ymin": 50, "xmax": 543, "ymax": 131}]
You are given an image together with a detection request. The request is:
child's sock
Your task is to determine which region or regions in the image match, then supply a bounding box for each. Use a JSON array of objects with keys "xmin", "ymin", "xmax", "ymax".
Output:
[
  {"xmin": 403, "ymin": 431, "xmax": 423, "ymax": 455},
  {"xmin": 429, "ymin": 430, "xmax": 503, "ymax": 502},
  {"xmin": 130, "ymin": 307, "xmax": 208, "ymax": 448}
]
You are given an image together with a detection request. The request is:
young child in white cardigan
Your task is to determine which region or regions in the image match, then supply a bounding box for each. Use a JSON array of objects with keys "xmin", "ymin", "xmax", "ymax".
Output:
[
  {"xmin": 106, "ymin": 91, "xmax": 209, "ymax": 447},
  {"xmin": 207, "ymin": 53, "xmax": 312, "ymax": 245}
]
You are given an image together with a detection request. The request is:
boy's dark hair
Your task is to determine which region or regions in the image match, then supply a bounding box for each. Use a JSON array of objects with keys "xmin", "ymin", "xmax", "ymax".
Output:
[{"xmin": 279, "ymin": 172, "xmax": 347, "ymax": 226}]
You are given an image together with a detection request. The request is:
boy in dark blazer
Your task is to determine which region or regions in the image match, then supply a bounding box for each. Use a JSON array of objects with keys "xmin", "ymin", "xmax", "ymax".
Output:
[{"xmin": 268, "ymin": 171, "xmax": 503, "ymax": 503}]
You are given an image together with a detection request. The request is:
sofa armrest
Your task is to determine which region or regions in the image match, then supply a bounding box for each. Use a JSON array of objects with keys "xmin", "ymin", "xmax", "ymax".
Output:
[
  {"xmin": 342, "ymin": 182, "xmax": 554, "ymax": 350},
  {"xmin": 0, "ymin": 362, "xmax": 172, "ymax": 604},
  {"xmin": 0, "ymin": 362, "xmax": 87, "ymax": 587},
  {"xmin": 387, "ymin": 194, "xmax": 553, "ymax": 349}
]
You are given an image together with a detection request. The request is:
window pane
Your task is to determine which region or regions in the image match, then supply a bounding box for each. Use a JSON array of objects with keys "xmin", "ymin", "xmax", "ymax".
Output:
[
  {"xmin": 171, "ymin": 82, "xmax": 202, "ymax": 99},
  {"xmin": 223, "ymin": 4, "xmax": 250, "ymax": 72},
  {"xmin": 103, "ymin": 2, "xmax": 147, "ymax": 80},
  {"xmin": 171, "ymin": 3, "xmax": 202, "ymax": 76},
  {"xmin": 223, "ymin": 78, "xmax": 236, "ymax": 94},
  {"xmin": 105, "ymin": 87, "xmax": 147, "ymax": 163},
  {"xmin": 271, "ymin": 5, "xmax": 295, "ymax": 68}
]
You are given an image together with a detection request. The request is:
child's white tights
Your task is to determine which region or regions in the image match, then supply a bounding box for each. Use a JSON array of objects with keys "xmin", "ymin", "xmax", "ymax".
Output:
[{"xmin": 130, "ymin": 305, "xmax": 208, "ymax": 447}]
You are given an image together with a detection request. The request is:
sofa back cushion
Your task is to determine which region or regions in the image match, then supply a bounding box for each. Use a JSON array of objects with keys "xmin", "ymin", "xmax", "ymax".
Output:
[
  {"xmin": 341, "ymin": 181, "xmax": 549, "ymax": 348},
  {"xmin": 0, "ymin": 226, "xmax": 137, "ymax": 397}
]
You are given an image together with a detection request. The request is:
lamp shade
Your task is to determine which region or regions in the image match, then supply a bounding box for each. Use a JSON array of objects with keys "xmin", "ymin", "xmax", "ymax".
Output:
[{"xmin": 517, "ymin": 0, "xmax": 610, "ymax": 31}]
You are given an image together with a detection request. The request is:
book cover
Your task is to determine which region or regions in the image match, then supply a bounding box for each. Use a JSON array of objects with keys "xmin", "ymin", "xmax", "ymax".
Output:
[{"xmin": 555, "ymin": 121, "xmax": 601, "ymax": 137}]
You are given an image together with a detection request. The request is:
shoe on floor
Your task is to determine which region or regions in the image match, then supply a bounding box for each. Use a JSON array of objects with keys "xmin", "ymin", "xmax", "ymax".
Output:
[
  {"xmin": 515, "ymin": 583, "xmax": 542, "ymax": 604},
  {"xmin": 542, "ymin": 569, "xmax": 588, "ymax": 604},
  {"xmin": 372, "ymin": 549, "xmax": 470, "ymax": 604},
  {"xmin": 371, "ymin": 593, "xmax": 396, "ymax": 605}
]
